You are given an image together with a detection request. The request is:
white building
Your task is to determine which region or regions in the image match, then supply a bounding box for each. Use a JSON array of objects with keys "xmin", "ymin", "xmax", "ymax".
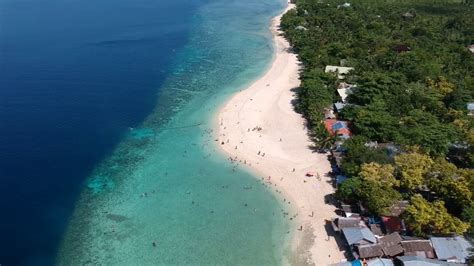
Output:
[
  {"xmin": 337, "ymin": 82, "xmax": 355, "ymax": 103},
  {"xmin": 325, "ymin": 65, "xmax": 354, "ymax": 79}
]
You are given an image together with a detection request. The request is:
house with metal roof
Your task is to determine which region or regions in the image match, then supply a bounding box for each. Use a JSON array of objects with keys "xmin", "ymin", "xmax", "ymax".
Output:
[
  {"xmin": 395, "ymin": 256, "xmax": 446, "ymax": 266},
  {"xmin": 329, "ymin": 260, "xmax": 363, "ymax": 266},
  {"xmin": 331, "ymin": 217, "xmax": 364, "ymax": 232},
  {"xmin": 336, "ymin": 82, "xmax": 355, "ymax": 103},
  {"xmin": 366, "ymin": 258, "xmax": 394, "ymax": 266},
  {"xmin": 333, "ymin": 121, "xmax": 349, "ymax": 130},
  {"xmin": 334, "ymin": 102, "xmax": 347, "ymax": 112},
  {"xmin": 337, "ymin": 88, "xmax": 353, "ymax": 103},
  {"xmin": 324, "ymin": 119, "xmax": 352, "ymax": 139},
  {"xmin": 401, "ymin": 239, "xmax": 435, "ymax": 259},
  {"xmin": 357, "ymin": 244, "xmax": 384, "ymax": 259},
  {"xmin": 369, "ymin": 223, "xmax": 384, "ymax": 237},
  {"xmin": 340, "ymin": 204, "xmax": 360, "ymax": 218},
  {"xmin": 430, "ymin": 236, "xmax": 472, "ymax": 264},
  {"xmin": 343, "ymin": 227, "xmax": 377, "ymax": 246},
  {"xmin": 379, "ymin": 233, "xmax": 403, "ymax": 257},
  {"xmin": 295, "ymin": 25, "xmax": 307, "ymax": 31}
]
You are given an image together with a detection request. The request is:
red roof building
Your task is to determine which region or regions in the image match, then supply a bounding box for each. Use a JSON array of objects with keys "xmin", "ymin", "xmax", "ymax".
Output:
[
  {"xmin": 381, "ymin": 216, "xmax": 406, "ymax": 234},
  {"xmin": 324, "ymin": 119, "xmax": 352, "ymax": 139}
]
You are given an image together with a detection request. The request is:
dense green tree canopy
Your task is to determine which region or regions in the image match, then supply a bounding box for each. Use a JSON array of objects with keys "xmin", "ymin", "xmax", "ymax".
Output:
[
  {"xmin": 404, "ymin": 194, "xmax": 469, "ymax": 236},
  {"xmin": 340, "ymin": 136, "xmax": 393, "ymax": 177},
  {"xmin": 281, "ymin": 0, "xmax": 473, "ymax": 156},
  {"xmin": 394, "ymin": 152, "xmax": 433, "ymax": 190},
  {"xmin": 359, "ymin": 162, "xmax": 398, "ymax": 187},
  {"xmin": 283, "ymin": 0, "xmax": 474, "ymax": 237},
  {"xmin": 337, "ymin": 176, "xmax": 402, "ymax": 215}
]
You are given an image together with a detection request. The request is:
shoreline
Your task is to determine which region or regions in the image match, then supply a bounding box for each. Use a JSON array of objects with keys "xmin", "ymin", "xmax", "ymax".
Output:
[{"xmin": 215, "ymin": 3, "xmax": 345, "ymax": 265}]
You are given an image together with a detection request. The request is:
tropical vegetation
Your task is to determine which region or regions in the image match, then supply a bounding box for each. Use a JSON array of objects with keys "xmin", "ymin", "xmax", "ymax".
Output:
[{"xmin": 281, "ymin": 0, "xmax": 473, "ymax": 237}]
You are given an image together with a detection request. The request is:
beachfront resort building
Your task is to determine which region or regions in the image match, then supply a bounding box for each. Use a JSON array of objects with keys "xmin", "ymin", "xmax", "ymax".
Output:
[
  {"xmin": 325, "ymin": 65, "xmax": 354, "ymax": 79},
  {"xmin": 324, "ymin": 119, "xmax": 352, "ymax": 139}
]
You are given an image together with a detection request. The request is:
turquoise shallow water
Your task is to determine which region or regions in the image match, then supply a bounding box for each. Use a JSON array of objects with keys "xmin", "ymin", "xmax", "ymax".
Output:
[{"xmin": 57, "ymin": 0, "xmax": 291, "ymax": 264}]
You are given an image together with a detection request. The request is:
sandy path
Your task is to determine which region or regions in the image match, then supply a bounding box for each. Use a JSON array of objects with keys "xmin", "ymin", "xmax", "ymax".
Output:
[{"xmin": 215, "ymin": 3, "xmax": 345, "ymax": 266}]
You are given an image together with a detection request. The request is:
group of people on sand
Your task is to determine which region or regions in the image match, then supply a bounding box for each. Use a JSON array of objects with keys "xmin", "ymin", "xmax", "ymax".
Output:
[{"xmin": 218, "ymin": 118, "xmax": 329, "ymax": 242}]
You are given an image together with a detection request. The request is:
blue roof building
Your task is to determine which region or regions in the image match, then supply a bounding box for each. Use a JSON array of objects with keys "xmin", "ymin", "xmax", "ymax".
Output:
[{"xmin": 333, "ymin": 121, "xmax": 348, "ymax": 130}]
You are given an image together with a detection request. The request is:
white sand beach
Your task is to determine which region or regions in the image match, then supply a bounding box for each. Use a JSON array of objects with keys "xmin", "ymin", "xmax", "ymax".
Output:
[{"xmin": 216, "ymin": 3, "xmax": 345, "ymax": 265}]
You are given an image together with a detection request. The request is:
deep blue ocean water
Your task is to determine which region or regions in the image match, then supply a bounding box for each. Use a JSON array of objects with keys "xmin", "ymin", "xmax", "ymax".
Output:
[
  {"xmin": 1, "ymin": 0, "xmax": 288, "ymax": 264},
  {"xmin": 0, "ymin": 0, "xmax": 204, "ymax": 264}
]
